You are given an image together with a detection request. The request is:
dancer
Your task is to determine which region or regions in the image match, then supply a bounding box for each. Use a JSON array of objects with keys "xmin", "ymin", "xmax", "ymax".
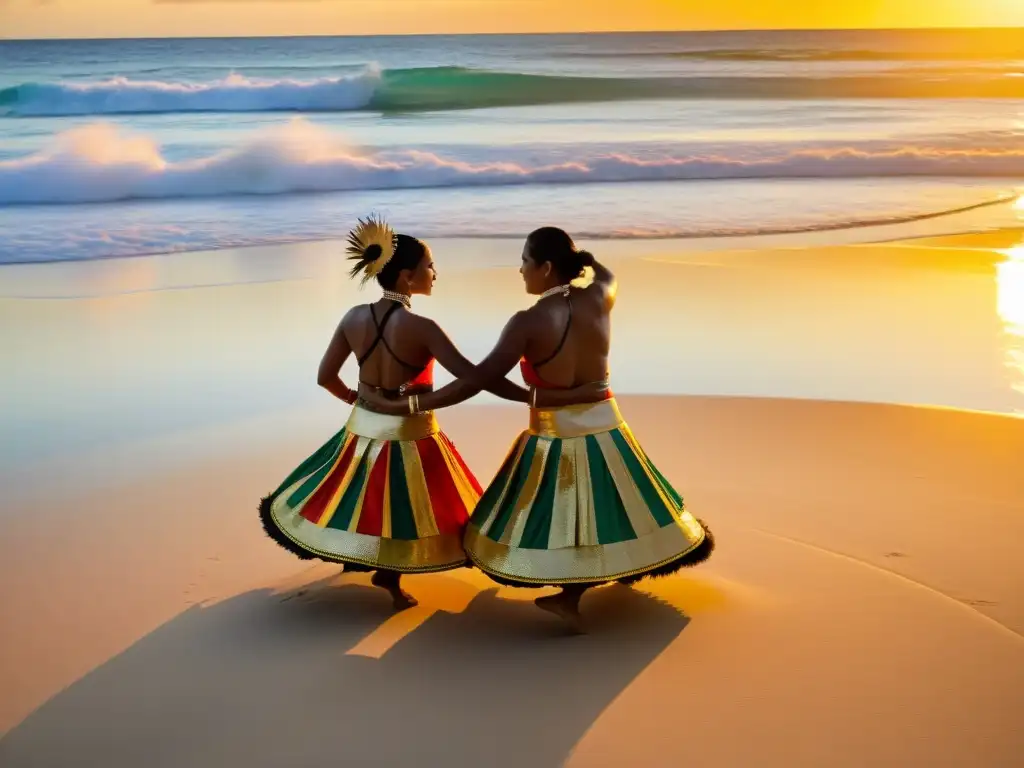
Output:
[
  {"xmin": 364, "ymin": 227, "xmax": 713, "ymax": 629},
  {"xmin": 259, "ymin": 216, "xmax": 597, "ymax": 610}
]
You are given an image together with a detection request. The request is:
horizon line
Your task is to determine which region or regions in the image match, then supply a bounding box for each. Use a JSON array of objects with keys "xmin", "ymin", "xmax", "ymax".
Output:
[{"xmin": 3, "ymin": 25, "xmax": 1024, "ymax": 42}]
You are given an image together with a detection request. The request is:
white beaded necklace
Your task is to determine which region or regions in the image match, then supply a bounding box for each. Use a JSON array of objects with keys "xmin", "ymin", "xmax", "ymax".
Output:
[
  {"xmin": 538, "ymin": 283, "xmax": 571, "ymax": 301},
  {"xmin": 382, "ymin": 289, "xmax": 412, "ymax": 309}
]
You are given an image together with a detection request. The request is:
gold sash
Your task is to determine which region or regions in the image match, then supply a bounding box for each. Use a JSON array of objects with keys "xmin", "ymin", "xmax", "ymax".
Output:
[
  {"xmin": 528, "ymin": 398, "xmax": 624, "ymax": 439},
  {"xmin": 346, "ymin": 405, "xmax": 439, "ymax": 442}
]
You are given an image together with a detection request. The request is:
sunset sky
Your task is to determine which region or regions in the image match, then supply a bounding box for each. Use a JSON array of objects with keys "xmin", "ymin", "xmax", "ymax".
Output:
[{"xmin": 2, "ymin": 0, "xmax": 1024, "ymax": 39}]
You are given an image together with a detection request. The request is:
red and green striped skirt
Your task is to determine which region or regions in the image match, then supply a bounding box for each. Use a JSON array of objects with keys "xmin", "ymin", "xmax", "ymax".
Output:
[
  {"xmin": 464, "ymin": 399, "xmax": 714, "ymax": 587},
  {"xmin": 260, "ymin": 406, "xmax": 481, "ymax": 573}
]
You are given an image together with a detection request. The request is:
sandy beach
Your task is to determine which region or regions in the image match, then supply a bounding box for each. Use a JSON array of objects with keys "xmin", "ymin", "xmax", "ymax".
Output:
[{"xmin": 1, "ymin": 229, "xmax": 1023, "ymax": 766}]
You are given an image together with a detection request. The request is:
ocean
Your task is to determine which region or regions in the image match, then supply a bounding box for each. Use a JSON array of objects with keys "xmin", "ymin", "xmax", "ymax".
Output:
[{"xmin": 0, "ymin": 29, "xmax": 1023, "ymax": 263}]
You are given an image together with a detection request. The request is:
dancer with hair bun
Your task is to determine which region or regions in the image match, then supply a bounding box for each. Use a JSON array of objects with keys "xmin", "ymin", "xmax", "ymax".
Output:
[{"xmin": 364, "ymin": 227, "xmax": 714, "ymax": 629}]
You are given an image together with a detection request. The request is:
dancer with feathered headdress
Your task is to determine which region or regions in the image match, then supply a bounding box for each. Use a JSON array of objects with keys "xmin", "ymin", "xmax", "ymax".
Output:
[{"xmin": 259, "ymin": 215, "xmax": 604, "ymax": 608}]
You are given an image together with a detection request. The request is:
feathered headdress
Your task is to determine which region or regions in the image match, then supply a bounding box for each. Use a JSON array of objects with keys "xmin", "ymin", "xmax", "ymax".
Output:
[{"xmin": 346, "ymin": 214, "xmax": 399, "ymax": 285}]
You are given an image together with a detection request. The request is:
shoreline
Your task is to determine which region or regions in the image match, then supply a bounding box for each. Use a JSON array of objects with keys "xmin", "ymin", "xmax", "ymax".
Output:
[
  {"xmin": 1, "ymin": 193, "xmax": 1021, "ymax": 271},
  {"xmin": 2, "ymin": 226, "xmax": 1023, "ymax": 473}
]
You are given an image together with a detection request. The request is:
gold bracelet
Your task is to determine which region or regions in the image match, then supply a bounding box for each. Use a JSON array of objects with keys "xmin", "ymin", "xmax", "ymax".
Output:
[
  {"xmin": 408, "ymin": 395, "xmax": 415, "ymax": 414},
  {"xmin": 529, "ymin": 386, "xmax": 537, "ymax": 408}
]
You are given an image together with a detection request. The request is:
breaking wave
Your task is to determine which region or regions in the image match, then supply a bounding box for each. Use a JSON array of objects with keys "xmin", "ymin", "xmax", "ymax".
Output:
[
  {"xmin": 3, "ymin": 120, "xmax": 1024, "ymax": 206},
  {"xmin": 4, "ymin": 63, "xmax": 1024, "ymax": 117}
]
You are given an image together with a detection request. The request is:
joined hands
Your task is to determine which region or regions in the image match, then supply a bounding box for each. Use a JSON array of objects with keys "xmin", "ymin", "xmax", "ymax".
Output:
[{"xmin": 358, "ymin": 381, "xmax": 610, "ymax": 415}]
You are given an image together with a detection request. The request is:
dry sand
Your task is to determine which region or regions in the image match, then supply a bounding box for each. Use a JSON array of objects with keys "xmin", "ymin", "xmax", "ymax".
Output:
[{"xmin": 1, "ymin": 395, "xmax": 1022, "ymax": 767}]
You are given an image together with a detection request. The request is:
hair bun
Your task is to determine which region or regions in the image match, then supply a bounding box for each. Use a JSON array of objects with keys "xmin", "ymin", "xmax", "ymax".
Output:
[
  {"xmin": 526, "ymin": 227, "xmax": 591, "ymax": 282},
  {"xmin": 363, "ymin": 243, "xmax": 383, "ymax": 261}
]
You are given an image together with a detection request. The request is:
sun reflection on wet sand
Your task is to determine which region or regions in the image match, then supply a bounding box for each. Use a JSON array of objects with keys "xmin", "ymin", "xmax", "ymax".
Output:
[{"xmin": 996, "ymin": 244, "xmax": 1024, "ymax": 409}]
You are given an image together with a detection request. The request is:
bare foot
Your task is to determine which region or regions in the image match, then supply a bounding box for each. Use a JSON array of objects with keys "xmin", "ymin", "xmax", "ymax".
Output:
[
  {"xmin": 388, "ymin": 590, "xmax": 418, "ymax": 611},
  {"xmin": 371, "ymin": 571, "xmax": 418, "ymax": 611},
  {"xmin": 535, "ymin": 594, "xmax": 585, "ymax": 634}
]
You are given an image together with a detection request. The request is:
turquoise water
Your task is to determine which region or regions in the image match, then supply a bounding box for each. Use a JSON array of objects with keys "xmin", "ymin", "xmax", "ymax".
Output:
[{"xmin": 0, "ymin": 30, "xmax": 1022, "ymax": 263}]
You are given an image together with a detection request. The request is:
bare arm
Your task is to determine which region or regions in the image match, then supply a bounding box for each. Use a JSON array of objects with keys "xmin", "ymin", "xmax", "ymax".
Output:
[
  {"xmin": 361, "ymin": 311, "xmax": 610, "ymax": 414},
  {"xmin": 419, "ymin": 311, "xmax": 530, "ymax": 411},
  {"xmin": 584, "ymin": 253, "xmax": 617, "ymax": 309},
  {"xmin": 422, "ymin": 319, "xmax": 529, "ymax": 403},
  {"xmin": 345, "ymin": 310, "xmax": 528, "ymax": 414},
  {"xmin": 422, "ymin": 320, "xmax": 606, "ymax": 407},
  {"xmin": 316, "ymin": 314, "xmax": 358, "ymax": 405}
]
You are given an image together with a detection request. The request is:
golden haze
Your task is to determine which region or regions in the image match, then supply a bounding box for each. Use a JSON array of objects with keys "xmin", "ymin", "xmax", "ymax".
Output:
[{"xmin": 2, "ymin": 0, "xmax": 1024, "ymax": 39}]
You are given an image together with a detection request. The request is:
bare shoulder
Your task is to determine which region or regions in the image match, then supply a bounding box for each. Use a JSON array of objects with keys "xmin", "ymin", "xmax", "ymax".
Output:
[
  {"xmin": 406, "ymin": 309, "xmax": 436, "ymax": 326},
  {"xmin": 526, "ymin": 297, "xmax": 577, "ymax": 327},
  {"xmin": 581, "ymin": 277, "xmax": 615, "ymax": 309},
  {"xmin": 512, "ymin": 306, "xmax": 541, "ymax": 329},
  {"xmin": 380, "ymin": 309, "xmax": 437, "ymax": 350},
  {"xmin": 399, "ymin": 310, "xmax": 439, "ymax": 334},
  {"xmin": 339, "ymin": 304, "xmax": 366, "ymax": 330}
]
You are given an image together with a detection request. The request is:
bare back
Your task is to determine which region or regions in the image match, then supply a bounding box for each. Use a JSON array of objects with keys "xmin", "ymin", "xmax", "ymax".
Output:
[
  {"xmin": 522, "ymin": 287, "xmax": 610, "ymax": 388},
  {"xmin": 344, "ymin": 300, "xmax": 433, "ymax": 392}
]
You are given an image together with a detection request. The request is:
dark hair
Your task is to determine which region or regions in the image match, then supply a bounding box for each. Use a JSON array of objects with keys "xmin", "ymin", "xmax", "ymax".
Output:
[
  {"xmin": 347, "ymin": 232, "xmax": 427, "ymax": 290},
  {"xmin": 376, "ymin": 234, "xmax": 427, "ymax": 289},
  {"xmin": 525, "ymin": 227, "xmax": 593, "ymax": 282}
]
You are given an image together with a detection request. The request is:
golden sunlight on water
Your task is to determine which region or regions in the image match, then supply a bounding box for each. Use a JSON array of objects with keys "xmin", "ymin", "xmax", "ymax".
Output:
[{"xmin": 996, "ymin": 244, "xmax": 1024, "ymax": 407}]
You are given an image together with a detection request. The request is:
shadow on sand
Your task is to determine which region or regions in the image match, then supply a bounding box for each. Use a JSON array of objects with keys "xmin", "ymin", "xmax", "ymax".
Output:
[{"xmin": 0, "ymin": 575, "xmax": 689, "ymax": 767}]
